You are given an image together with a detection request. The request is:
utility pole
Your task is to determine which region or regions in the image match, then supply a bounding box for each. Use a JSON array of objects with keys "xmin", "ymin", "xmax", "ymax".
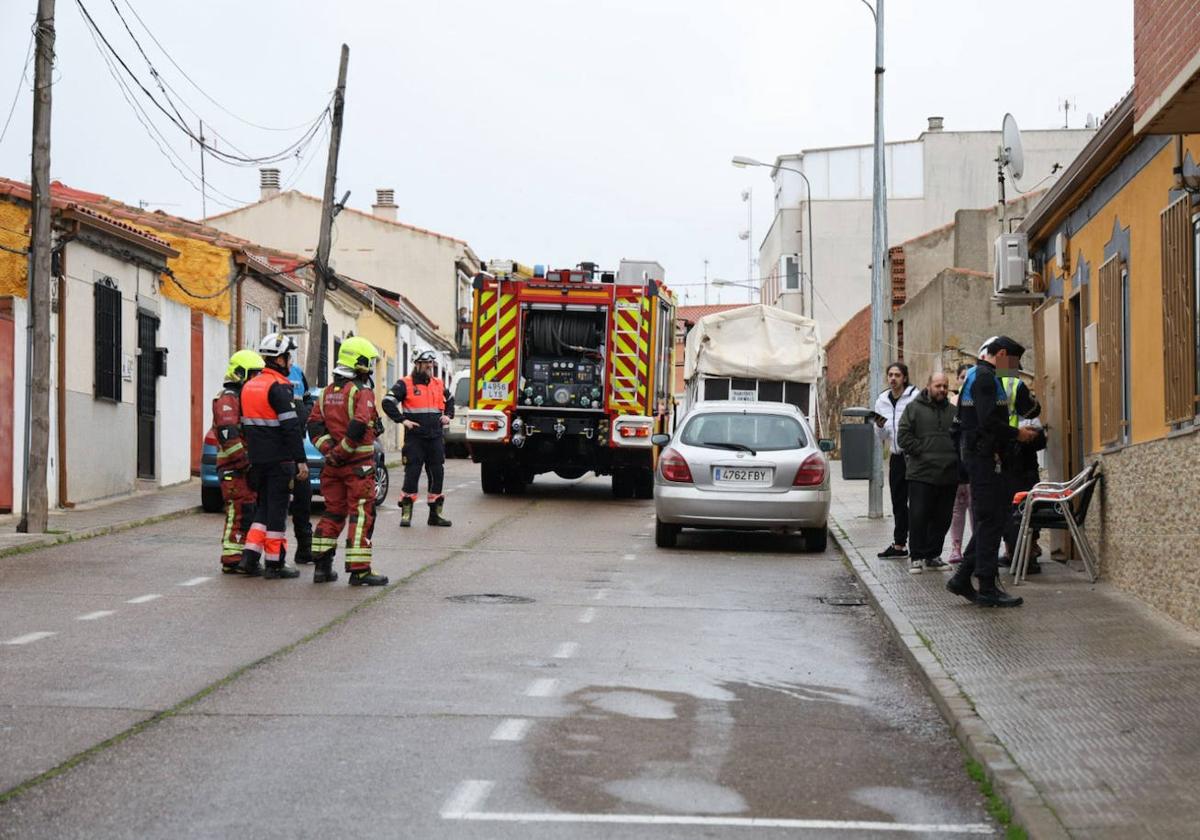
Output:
[
  {"xmin": 867, "ymin": 0, "xmax": 888, "ymax": 519},
  {"xmin": 304, "ymin": 44, "xmax": 349, "ymax": 386},
  {"xmin": 20, "ymin": 0, "xmax": 55, "ymax": 534}
]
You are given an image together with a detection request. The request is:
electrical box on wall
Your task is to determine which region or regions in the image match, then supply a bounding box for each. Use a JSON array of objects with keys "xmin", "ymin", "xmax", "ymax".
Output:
[
  {"xmin": 1084, "ymin": 323, "xmax": 1098, "ymax": 364},
  {"xmin": 154, "ymin": 347, "xmax": 168, "ymax": 377}
]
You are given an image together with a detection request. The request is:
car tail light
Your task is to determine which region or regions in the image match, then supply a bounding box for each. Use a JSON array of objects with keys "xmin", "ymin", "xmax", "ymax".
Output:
[
  {"xmin": 204, "ymin": 428, "xmax": 218, "ymax": 447},
  {"xmin": 793, "ymin": 453, "xmax": 827, "ymax": 487},
  {"xmin": 469, "ymin": 419, "xmax": 501, "ymax": 432},
  {"xmin": 659, "ymin": 447, "xmax": 693, "ymax": 483}
]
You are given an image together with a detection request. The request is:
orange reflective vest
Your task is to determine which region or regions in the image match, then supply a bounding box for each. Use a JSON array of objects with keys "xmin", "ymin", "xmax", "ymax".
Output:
[{"xmin": 240, "ymin": 367, "xmax": 306, "ymax": 464}]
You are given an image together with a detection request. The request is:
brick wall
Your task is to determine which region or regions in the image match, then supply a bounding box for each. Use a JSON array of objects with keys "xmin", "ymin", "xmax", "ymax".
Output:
[
  {"xmin": 822, "ymin": 304, "xmax": 872, "ymax": 453},
  {"xmin": 1135, "ymin": 0, "xmax": 1200, "ymax": 124}
]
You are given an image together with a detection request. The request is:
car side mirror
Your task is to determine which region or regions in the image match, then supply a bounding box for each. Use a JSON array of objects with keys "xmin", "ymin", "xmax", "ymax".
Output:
[
  {"xmin": 650, "ymin": 433, "xmax": 671, "ymax": 447},
  {"xmin": 818, "ymin": 439, "xmax": 835, "ymax": 453}
]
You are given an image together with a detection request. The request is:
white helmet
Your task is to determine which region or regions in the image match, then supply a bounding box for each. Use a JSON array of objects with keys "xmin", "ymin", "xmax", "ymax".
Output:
[{"xmin": 259, "ymin": 333, "xmax": 297, "ymax": 358}]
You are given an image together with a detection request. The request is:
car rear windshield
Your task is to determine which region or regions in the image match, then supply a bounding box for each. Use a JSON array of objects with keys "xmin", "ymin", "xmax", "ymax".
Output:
[
  {"xmin": 454, "ymin": 377, "xmax": 470, "ymax": 406},
  {"xmin": 680, "ymin": 412, "xmax": 807, "ymax": 451}
]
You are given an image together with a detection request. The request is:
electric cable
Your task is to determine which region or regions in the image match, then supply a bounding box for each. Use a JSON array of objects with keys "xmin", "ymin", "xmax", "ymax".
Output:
[{"xmin": 0, "ymin": 28, "xmax": 34, "ymax": 148}]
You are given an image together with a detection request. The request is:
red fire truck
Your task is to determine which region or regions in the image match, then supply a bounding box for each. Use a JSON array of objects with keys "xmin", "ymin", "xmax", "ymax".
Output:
[{"xmin": 466, "ymin": 260, "xmax": 676, "ymax": 498}]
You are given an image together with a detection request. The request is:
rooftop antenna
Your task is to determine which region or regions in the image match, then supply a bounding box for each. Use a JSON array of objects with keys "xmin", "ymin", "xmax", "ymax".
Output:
[
  {"xmin": 1060, "ymin": 97, "xmax": 1076, "ymax": 129},
  {"xmin": 997, "ymin": 113, "xmax": 1024, "ymax": 230}
]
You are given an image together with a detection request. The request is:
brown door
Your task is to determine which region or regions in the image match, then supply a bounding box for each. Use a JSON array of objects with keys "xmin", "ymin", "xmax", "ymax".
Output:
[{"xmin": 0, "ymin": 298, "xmax": 14, "ymax": 511}]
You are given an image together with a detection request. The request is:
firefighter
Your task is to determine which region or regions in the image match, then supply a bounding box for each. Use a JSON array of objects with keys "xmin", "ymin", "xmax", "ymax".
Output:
[
  {"xmin": 237, "ymin": 334, "xmax": 309, "ymax": 579},
  {"xmin": 307, "ymin": 336, "xmax": 388, "ymax": 586},
  {"xmin": 214, "ymin": 350, "xmax": 265, "ymax": 574},
  {"xmin": 383, "ymin": 349, "xmax": 454, "ymax": 527}
]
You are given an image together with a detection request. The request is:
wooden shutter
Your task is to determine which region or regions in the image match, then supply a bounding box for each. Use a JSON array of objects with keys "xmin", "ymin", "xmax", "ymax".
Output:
[
  {"xmin": 1097, "ymin": 255, "xmax": 1123, "ymax": 446},
  {"xmin": 1161, "ymin": 196, "xmax": 1196, "ymax": 425}
]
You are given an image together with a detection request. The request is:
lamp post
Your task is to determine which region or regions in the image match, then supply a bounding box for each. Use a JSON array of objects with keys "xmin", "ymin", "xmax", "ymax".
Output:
[
  {"xmin": 863, "ymin": 0, "xmax": 887, "ymax": 520},
  {"xmin": 731, "ymin": 156, "xmax": 814, "ymax": 319}
]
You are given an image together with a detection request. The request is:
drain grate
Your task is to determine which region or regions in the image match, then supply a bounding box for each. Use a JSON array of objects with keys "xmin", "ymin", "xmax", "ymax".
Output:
[
  {"xmin": 819, "ymin": 595, "xmax": 868, "ymax": 607},
  {"xmin": 446, "ymin": 594, "xmax": 535, "ymax": 605}
]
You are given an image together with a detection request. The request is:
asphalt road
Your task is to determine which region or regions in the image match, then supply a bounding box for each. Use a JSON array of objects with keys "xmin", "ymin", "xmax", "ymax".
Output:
[{"xmin": 0, "ymin": 459, "xmax": 994, "ymax": 838}]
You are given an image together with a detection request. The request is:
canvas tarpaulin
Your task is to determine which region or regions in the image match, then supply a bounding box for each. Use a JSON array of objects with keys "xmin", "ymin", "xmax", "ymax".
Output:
[{"xmin": 684, "ymin": 304, "xmax": 823, "ymax": 382}]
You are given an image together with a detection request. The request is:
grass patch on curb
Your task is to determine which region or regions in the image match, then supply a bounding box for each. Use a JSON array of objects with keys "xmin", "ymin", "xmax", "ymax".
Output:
[{"xmin": 966, "ymin": 759, "xmax": 1026, "ymax": 839}]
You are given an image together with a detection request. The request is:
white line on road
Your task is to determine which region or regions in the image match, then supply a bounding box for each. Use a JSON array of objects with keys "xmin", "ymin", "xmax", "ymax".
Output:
[
  {"xmin": 440, "ymin": 780, "xmax": 495, "ymax": 819},
  {"xmin": 622, "ymin": 553, "xmax": 636, "ymax": 561},
  {"xmin": 76, "ymin": 610, "xmax": 116, "ymax": 621},
  {"xmin": 4, "ymin": 632, "xmax": 55, "ymax": 645},
  {"xmin": 443, "ymin": 810, "xmax": 993, "ymax": 834},
  {"xmin": 578, "ymin": 608, "xmax": 596, "ymax": 624},
  {"xmin": 490, "ymin": 718, "xmax": 531, "ymax": 742},
  {"xmin": 591, "ymin": 589, "xmax": 609, "ymax": 601},
  {"xmin": 524, "ymin": 678, "xmax": 559, "ymax": 698},
  {"xmin": 552, "ymin": 642, "xmax": 579, "ymax": 659},
  {"xmin": 126, "ymin": 594, "xmax": 161, "ymax": 604},
  {"xmin": 177, "ymin": 577, "xmax": 211, "ymax": 587}
]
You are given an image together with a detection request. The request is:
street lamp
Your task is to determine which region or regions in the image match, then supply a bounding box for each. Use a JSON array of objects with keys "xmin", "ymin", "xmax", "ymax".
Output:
[{"xmin": 731, "ymin": 156, "xmax": 814, "ymax": 320}]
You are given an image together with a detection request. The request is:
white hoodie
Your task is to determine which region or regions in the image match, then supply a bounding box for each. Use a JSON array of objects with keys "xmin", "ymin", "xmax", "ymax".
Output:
[{"xmin": 874, "ymin": 384, "xmax": 919, "ymax": 454}]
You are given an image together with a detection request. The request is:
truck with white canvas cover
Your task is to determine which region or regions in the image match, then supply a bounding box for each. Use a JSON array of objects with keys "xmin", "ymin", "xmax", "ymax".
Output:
[{"xmin": 683, "ymin": 304, "xmax": 823, "ymax": 432}]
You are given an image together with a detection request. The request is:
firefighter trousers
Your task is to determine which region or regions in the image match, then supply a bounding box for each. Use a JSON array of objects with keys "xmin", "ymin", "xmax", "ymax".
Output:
[
  {"xmin": 402, "ymin": 434, "xmax": 445, "ymax": 502},
  {"xmin": 219, "ymin": 469, "xmax": 256, "ymax": 568},
  {"xmin": 290, "ymin": 470, "xmax": 313, "ymax": 558},
  {"xmin": 243, "ymin": 462, "xmax": 294, "ymax": 565},
  {"xmin": 313, "ymin": 461, "xmax": 376, "ymax": 571}
]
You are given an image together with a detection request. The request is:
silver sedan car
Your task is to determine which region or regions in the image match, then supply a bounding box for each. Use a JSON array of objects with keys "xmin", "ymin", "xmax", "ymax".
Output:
[{"xmin": 652, "ymin": 401, "xmax": 833, "ymax": 551}]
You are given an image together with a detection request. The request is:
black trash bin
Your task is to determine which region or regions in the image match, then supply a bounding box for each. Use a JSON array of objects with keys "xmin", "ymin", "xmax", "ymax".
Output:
[{"xmin": 840, "ymin": 407, "xmax": 876, "ymax": 480}]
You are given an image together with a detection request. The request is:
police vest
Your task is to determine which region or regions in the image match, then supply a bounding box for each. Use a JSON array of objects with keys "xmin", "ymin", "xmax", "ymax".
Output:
[{"xmin": 1000, "ymin": 376, "xmax": 1021, "ymax": 429}]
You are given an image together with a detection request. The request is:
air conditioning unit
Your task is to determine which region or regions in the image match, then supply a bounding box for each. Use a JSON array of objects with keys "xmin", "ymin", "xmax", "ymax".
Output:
[
  {"xmin": 994, "ymin": 233, "xmax": 1028, "ymax": 294},
  {"xmin": 283, "ymin": 293, "xmax": 308, "ymax": 329}
]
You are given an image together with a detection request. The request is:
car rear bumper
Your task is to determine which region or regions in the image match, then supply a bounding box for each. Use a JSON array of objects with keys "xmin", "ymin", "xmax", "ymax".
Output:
[{"xmin": 655, "ymin": 482, "xmax": 830, "ymax": 530}]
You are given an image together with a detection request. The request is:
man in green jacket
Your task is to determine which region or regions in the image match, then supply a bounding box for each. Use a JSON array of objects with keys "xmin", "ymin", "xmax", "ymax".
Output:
[{"xmin": 898, "ymin": 371, "xmax": 958, "ymax": 574}]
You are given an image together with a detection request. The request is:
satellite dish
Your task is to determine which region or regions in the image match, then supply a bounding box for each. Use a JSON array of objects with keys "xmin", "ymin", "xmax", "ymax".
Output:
[{"xmin": 1001, "ymin": 113, "xmax": 1024, "ymax": 181}]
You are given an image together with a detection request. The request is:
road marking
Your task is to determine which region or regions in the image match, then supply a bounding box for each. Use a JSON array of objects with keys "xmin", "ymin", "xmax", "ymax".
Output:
[
  {"xmin": 490, "ymin": 718, "xmax": 531, "ymax": 742},
  {"xmin": 442, "ymin": 810, "xmax": 993, "ymax": 833},
  {"xmin": 76, "ymin": 610, "xmax": 116, "ymax": 621},
  {"xmin": 524, "ymin": 678, "xmax": 559, "ymax": 698},
  {"xmin": 178, "ymin": 577, "xmax": 211, "ymax": 587},
  {"xmin": 126, "ymin": 594, "xmax": 161, "ymax": 604},
  {"xmin": 578, "ymin": 608, "xmax": 596, "ymax": 624},
  {"xmin": 591, "ymin": 588, "xmax": 609, "ymax": 601},
  {"xmin": 440, "ymin": 780, "xmax": 495, "ymax": 819},
  {"xmin": 4, "ymin": 632, "xmax": 55, "ymax": 645},
  {"xmin": 552, "ymin": 642, "xmax": 579, "ymax": 659},
  {"xmin": 622, "ymin": 553, "xmax": 636, "ymax": 560}
]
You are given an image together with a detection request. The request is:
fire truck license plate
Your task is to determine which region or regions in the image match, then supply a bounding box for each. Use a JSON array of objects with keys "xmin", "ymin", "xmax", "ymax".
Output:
[
  {"xmin": 481, "ymin": 381, "xmax": 509, "ymax": 401},
  {"xmin": 713, "ymin": 467, "xmax": 773, "ymax": 484}
]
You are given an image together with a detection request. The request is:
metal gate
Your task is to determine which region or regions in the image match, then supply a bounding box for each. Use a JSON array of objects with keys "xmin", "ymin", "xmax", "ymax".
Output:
[{"xmin": 137, "ymin": 312, "xmax": 158, "ymax": 479}]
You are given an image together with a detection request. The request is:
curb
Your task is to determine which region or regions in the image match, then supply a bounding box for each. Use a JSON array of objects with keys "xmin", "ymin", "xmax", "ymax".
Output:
[
  {"xmin": 0, "ymin": 505, "xmax": 202, "ymax": 561},
  {"xmin": 829, "ymin": 518, "xmax": 1069, "ymax": 840}
]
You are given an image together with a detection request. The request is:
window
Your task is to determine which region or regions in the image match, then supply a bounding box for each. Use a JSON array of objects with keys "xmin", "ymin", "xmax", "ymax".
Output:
[
  {"xmin": 680, "ymin": 411, "xmax": 807, "ymax": 451},
  {"xmin": 243, "ymin": 303, "xmax": 262, "ymax": 350},
  {"xmin": 1098, "ymin": 255, "xmax": 1126, "ymax": 446},
  {"xmin": 1160, "ymin": 196, "xmax": 1196, "ymax": 425},
  {"xmin": 94, "ymin": 278, "xmax": 121, "ymax": 401}
]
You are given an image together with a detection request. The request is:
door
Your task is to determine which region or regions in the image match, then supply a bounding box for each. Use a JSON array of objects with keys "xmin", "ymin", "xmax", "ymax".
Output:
[
  {"xmin": 137, "ymin": 312, "xmax": 159, "ymax": 479},
  {"xmin": 191, "ymin": 311, "xmax": 203, "ymax": 474},
  {"xmin": 0, "ymin": 298, "xmax": 13, "ymax": 511},
  {"xmin": 1068, "ymin": 293, "xmax": 1086, "ymax": 474}
]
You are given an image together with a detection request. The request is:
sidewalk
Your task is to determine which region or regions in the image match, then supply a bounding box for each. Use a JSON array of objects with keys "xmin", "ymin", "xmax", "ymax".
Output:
[
  {"xmin": 829, "ymin": 472, "xmax": 1200, "ymax": 840},
  {"xmin": 0, "ymin": 480, "xmax": 201, "ymax": 558}
]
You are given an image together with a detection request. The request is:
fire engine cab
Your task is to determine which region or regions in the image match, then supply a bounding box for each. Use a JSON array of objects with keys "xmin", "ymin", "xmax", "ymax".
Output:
[{"xmin": 466, "ymin": 259, "xmax": 675, "ymax": 498}]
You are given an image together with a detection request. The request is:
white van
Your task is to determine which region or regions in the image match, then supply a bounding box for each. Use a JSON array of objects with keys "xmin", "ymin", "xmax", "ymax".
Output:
[{"xmin": 444, "ymin": 370, "xmax": 471, "ymax": 456}]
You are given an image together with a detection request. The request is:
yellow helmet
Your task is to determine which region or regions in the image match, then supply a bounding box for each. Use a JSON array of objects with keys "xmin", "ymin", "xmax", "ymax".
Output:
[
  {"xmin": 336, "ymin": 336, "xmax": 379, "ymax": 374},
  {"xmin": 225, "ymin": 349, "xmax": 265, "ymax": 383}
]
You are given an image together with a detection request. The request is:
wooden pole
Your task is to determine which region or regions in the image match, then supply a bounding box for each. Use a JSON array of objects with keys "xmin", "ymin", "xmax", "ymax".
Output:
[{"xmin": 303, "ymin": 44, "xmax": 348, "ymax": 386}]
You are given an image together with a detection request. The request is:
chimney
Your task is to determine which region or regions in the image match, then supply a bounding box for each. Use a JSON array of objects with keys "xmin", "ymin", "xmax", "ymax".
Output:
[
  {"xmin": 372, "ymin": 188, "xmax": 397, "ymax": 221},
  {"xmin": 259, "ymin": 168, "xmax": 281, "ymax": 200},
  {"xmin": 927, "ymin": 116, "xmax": 944, "ymax": 132}
]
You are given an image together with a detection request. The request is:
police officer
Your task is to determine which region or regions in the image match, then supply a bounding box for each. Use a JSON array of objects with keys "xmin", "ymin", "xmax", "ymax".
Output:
[
  {"xmin": 237, "ymin": 334, "xmax": 308, "ymax": 579},
  {"xmin": 307, "ymin": 337, "xmax": 388, "ymax": 586},
  {"xmin": 999, "ymin": 372, "xmax": 1047, "ymax": 572},
  {"xmin": 382, "ymin": 350, "xmax": 454, "ymax": 527},
  {"xmin": 945, "ymin": 336, "xmax": 1037, "ymax": 608},
  {"xmin": 213, "ymin": 350, "xmax": 265, "ymax": 574}
]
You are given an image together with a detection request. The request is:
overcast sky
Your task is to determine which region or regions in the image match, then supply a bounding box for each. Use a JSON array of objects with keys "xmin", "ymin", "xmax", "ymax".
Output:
[{"xmin": 1, "ymin": 1, "xmax": 1133, "ymax": 306}]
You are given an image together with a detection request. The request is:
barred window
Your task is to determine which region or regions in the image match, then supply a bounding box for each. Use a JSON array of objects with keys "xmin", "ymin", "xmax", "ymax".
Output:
[
  {"xmin": 1161, "ymin": 196, "xmax": 1196, "ymax": 425},
  {"xmin": 94, "ymin": 278, "xmax": 122, "ymax": 402}
]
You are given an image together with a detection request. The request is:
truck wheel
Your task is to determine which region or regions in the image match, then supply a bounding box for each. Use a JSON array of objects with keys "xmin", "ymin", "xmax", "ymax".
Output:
[
  {"xmin": 201, "ymin": 485, "xmax": 223, "ymax": 513},
  {"xmin": 655, "ymin": 518, "xmax": 679, "ymax": 548},
  {"xmin": 633, "ymin": 469, "xmax": 654, "ymax": 500},
  {"xmin": 801, "ymin": 526, "xmax": 828, "ymax": 553},
  {"xmin": 611, "ymin": 471, "xmax": 633, "ymax": 499},
  {"xmin": 503, "ymin": 470, "xmax": 526, "ymax": 495},
  {"xmin": 481, "ymin": 461, "xmax": 504, "ymax": 495}
]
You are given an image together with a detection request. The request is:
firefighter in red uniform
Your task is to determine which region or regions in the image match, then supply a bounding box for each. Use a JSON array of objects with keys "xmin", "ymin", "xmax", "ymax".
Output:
[
  {"xmin": 214, "ymin": 350, "xmax": 265, "ymax": 574},
  {"xmin": 307, "ymin": 337, "xmax": 389, "ymax": 586},
  {"xmin": 237, "ymin": 334, "xmax": 309, "ymax": 579},
  {"xmin": 382, "ymin": 349, "xmax": 454, "ymax": 527}
]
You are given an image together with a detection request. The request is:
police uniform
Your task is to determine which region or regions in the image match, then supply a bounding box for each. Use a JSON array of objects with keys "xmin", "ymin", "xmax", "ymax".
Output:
[{"xmin": 383, "ymin": 369, "xmax": 455, "ymax": 526}]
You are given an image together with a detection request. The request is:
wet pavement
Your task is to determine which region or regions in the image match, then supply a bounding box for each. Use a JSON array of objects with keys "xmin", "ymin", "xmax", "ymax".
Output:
[
  {"xmin": 829, "ymin": 472, "xmax": 1200, "ymax": 840},
  {"xmin": 1, "ymin": 461, "xmax": 994, "ymax": 838}
]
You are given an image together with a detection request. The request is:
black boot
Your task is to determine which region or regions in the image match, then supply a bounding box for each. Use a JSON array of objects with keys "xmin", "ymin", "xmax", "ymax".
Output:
[
  {"xmin": 976, "ymin": 576, "xmax": 1023, "ymax": 608},
  {"xmin": 263, "ymin": 560, "xmax": 300, "ymax": 579},
  {"xmin": 294, "ymin": 531, "xmax": 313, "ymax": 565},
  {"xmin": 427, "ymin": 500, "xmax": 452, "ymax": 527},
  {"xmin": 237, "ymin": 550, "xmax": 263, "ymax": 577},
  {"xmin": 399, "ymin": 498, "xmax": 413, "ymax": 528},
  {"xmin": 312, "ymin": 552, "xmax": 338, "ymax": 584},
  {"xmin": 348, "ymin": 567, "xmax": 389, "ymax": 586},
  {"xmin": 945, "ymin": 570, "xmax": 977, "ymax": 603}
]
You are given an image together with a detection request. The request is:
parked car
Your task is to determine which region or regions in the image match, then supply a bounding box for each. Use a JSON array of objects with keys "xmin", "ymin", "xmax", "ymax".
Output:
[
  {"xmin": 444, "ymin": 370, "xmax": 471, "ymax": 456},
  {"xmin": 651, "ymin": 401, "xmax": 833, "ymax": 551}
]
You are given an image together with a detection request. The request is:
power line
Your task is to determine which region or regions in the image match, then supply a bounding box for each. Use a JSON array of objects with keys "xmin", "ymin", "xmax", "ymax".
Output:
[{"xmin": 0, "ymin": 28, "xmax": 35, "ymax": 148}]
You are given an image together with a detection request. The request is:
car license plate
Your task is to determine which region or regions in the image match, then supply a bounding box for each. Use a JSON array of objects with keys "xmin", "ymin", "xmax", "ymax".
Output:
[{"xmin": 713, "ymin": 467, "xmax": 773, "ymax": 484}]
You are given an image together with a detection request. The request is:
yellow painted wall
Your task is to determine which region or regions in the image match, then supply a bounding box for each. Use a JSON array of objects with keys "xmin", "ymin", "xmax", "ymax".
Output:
[
  {"xmin": 132, "ymin": 224, "xmax": 232, "ymax": 322},
  {"xmin": 1049, "ymin": 135, "xmax": 1200, "ymax": 453},
  {"xmin": 355, "ymin": 307, "xmax": 397, "ymax": 404},
  {"xmin": 0, "ymin": 202, "xmax": 30, "ymax": 296}
]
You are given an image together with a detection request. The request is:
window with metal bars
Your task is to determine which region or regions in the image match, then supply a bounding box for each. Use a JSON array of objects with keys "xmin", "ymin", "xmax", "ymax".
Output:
[
  {"xmin": 94, "ymin": 278, "xmax": 121, "ymax": 402},
  {"xmin": 1160, "ymin": 196, "xmax": 1196, "ymax": 426}
]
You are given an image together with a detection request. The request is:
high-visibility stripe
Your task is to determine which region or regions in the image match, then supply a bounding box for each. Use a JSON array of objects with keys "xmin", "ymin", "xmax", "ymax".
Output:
[
  {"xmin": 241, "ymin": 417, "xmax": 282, "ymax": 427},
  {"xmin": 313, "ymin": 434, "xmax": 332, "ymax": 448},
  {"xmin": 277, "ymin": 410, "xmax": 298, "ymax": 421},
  {"xmin": 475, "ymin": 290, "xmax": 518, "ymax": 409},
  {"xmin": 311, "ymin": 536, "xmax": 338, "ymax": 553}
]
